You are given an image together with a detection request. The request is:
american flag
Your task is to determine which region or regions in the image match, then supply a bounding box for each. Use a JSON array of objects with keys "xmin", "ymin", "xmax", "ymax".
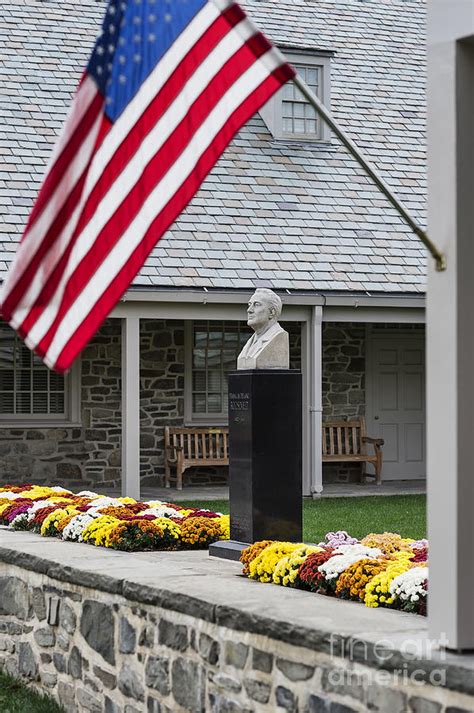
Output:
[{"xmin": 0, "ymin": 0, "xmax": 294, "ymax": 372}]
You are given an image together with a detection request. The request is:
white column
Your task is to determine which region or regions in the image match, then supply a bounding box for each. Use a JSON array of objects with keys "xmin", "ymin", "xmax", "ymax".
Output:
[
  {"xmin": 427, "ymin": 0, "xmax": 474, "ymax": 649},
  {"xmin": 310, "ymin": 306, "xmax": 323, "ymax": 496},
  {"xmin": 121, "ymin": 316, "xmax": 141, "ymax": 500}
]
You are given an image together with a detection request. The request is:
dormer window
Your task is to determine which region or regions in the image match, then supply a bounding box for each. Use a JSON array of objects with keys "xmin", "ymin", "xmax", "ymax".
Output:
[{"xmin": 259, "ymin": 50, "xmax": 332, "ymax": 142}]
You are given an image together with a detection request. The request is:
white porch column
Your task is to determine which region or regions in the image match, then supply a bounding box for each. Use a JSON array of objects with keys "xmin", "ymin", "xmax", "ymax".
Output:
[
  {"xmin": 427, "ymin": 0, "xmax": 474, "ymax": 649},
  {"xmin": 121, "ymin": 316, "xmax": 140, "ymax": 500},
  {"xmin": 310, "ymin": 306, "xmax": 323, "ymax": 496}
]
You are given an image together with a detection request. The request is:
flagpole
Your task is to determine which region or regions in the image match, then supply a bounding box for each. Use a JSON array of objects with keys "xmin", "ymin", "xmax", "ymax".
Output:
[{"xmin": 292, "ymin": 74, "xmax": 447, "ymax": 272}]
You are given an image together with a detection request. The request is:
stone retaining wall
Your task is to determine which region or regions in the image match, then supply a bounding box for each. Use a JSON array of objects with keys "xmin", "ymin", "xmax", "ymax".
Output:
[{"xmin": 0, "ymin": 558, "xmax": 472, "ymax": 713}]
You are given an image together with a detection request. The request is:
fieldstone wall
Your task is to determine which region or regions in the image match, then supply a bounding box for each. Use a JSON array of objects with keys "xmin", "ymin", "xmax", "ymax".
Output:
[
  {"xmin": 0, "ymin": 320, "xmax": 123, "ymax": 490},
  {"xmin": 0, "ymin": 562, "xmax": 472, "ymax": 713},
  {"xmin": 0, "ymin": 319, "xmax": 302, "ymax": 489},
  {"xmin": 322, "ymin": 323, "xmax": 366, "ymax": 483}
]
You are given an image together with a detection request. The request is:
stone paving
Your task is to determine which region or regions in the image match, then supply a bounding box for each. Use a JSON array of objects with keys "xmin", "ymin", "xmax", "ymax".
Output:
[{"xmin": 93, "ymin": 479, "xmax": 427, "ymax": 503}]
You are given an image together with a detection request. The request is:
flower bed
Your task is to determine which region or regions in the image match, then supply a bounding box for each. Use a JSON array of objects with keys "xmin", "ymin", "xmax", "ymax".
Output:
[
  {"xmin": 241, "ymin": 531, "xmax": 428, "ymax": 615},
  {"xmin": 0, "ymin": 485, "xmax": 229, "ymax": 552}
]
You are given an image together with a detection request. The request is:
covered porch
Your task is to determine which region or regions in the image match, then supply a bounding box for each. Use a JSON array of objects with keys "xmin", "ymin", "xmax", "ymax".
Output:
[{"xmin": 114, "ymin": 290, "xmax": 425, "ymax": 499}]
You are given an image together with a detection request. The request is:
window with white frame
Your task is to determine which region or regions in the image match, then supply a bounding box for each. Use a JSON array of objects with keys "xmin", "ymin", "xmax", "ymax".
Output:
[
  {"xmin": 259, "ymin": 51, "xmax": 332, "ymax": 141},
  {"xmin": 185, "ymin": 321, "xmax": 251, "ymax": 423},
  {"xmin": 0, "ymin": 324, "xmax": 79, "ymax": 423}
]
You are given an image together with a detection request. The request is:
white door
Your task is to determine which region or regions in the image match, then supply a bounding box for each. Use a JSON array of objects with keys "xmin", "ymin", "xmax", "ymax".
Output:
[{"xmin": 367, "ymin": 331, "xmax": 425, "ymax": 480}]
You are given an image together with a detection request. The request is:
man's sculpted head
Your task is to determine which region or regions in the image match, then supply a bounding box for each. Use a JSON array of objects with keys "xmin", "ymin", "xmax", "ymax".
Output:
[{"xmin": 247, "ymin": 288, "xmax": 282, "ymax": 333}]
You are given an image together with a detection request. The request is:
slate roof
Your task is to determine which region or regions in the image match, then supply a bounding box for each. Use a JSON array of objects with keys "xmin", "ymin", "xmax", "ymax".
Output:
[{"xmin": 0, "ymin": 0, "xmax": 427, "ymax": 295}]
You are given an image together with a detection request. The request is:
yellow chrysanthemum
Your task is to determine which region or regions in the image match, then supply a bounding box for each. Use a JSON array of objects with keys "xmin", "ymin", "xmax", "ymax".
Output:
[
  {"xmin": 151, "ymin": 518, "xmax": 181, "ymax": 540},
  {"xmin": 82, "ymin": 515, "xmax": 121, "ymax": 546},
  {"xmin": 217, "ymin": 515, "xmax": 230, "ymax": 540},
  {"xmin": 364, "ymin": 552, "xmax": 413, "ymax": 608},
  {"xmin": 249, "ymin": 542, "xmax": 306, "ymax": 583},
  {"xmin": 272, "ymin": 545, "xmax": 321, "ymax": 587},
  {"xmin": 361, "ymin": 532, "xmax": 412, "ymax": 556},
  {"xmin": 40, "ymin": 506, "xmax": 79, "ymax": 536}
]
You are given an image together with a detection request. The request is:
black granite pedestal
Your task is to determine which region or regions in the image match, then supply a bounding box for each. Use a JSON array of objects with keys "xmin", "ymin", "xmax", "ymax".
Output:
[{"xmin": 209, "ymin": 369, "xmax": 302, "ymax": 560}]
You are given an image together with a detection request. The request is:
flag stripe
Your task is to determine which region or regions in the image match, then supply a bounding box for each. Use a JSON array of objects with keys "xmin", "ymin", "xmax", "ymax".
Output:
[
  {"xmin": 2, "ymin": 0, "xmax": 296, "ymax": 372},
  {"xmin": 15, "ymin": 7, "xmax": 244, "ymax": 333},
  {"xmin": 3, "ymin": 109, "xmax": 106, "ymax": 326},
  {"xmin": 19, "ymin": 16, "xmax": 258, "ymax": 346},
  {"xmin": 37, "ymin": 49, "xmax": 287, "ymax": 366},
  {"xmin": 2, "ymin": 1, "xmax": 222, "ymax": 322},
  {"xmin": 51, "ymin": 68, "xmax": 292, "ymax": 372},
  {"xmin": 27, "ymin": 89, "xmax": 103, "ymax": 230},
  {"xmin": 34, "ymin": 34, "xmax": 271, "ymax": 354}
]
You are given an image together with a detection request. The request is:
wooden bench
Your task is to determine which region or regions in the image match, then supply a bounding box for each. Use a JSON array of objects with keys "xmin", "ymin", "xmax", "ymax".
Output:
[
  {"xmin": 322, "ymin": 417, "xmax": 384, "ymax": 484},
  {"xmin": 164, "ymin": 427, "xmax": 229, "ymax": 490}
]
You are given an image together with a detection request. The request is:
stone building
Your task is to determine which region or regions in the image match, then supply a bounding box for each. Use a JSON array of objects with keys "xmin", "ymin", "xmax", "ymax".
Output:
[{"xmin": 0, "ymin": 0, "xmax": 426, "ymax": 495}]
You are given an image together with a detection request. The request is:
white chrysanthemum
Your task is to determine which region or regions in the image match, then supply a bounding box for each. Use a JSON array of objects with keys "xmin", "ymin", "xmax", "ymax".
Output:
[
  {"xmin": 49, "ymin": 486, "xmax": 73, "ymax": 494},
  {"xmin": 140, "ymin": 506, "xmax": 183, "ymax": 519},
  {"xmin": 0, "ymin": 492, "xmax": 22, "ymax": 500},
  {"xmin": 27, "ymin": 500, "xmax": 52, "ymax": 521},
  {"xmin": 85, "ymin": 497, "xmax": 124, "ymax": 509},
  {"xmin": 333, "ymin": 543, "xmax": 382, "ymax": 556},
  {"xmin": 390, "ymin": 567, "xmax": 428, "ymax": 602},
  {"xmin": 11, "ymin": 513, "xmax": 29, "ymax": 528},
  {"xmin": 62, "ymin": 513, "xmax": 100, "ymax": 542},
  {"xmin": 318, "ymin": 546, "xmax": 383, "ymax": 581},
  {"xmin": 75, "ymin": 490, "xmax": 100, "ymax": 498}
]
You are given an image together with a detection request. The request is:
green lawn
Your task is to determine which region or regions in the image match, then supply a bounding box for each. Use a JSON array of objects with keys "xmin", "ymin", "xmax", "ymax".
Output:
[
  {"xmin": 0, "ymin": 671, "xmax": 64, "ymax": 713},
  {"xmin": 182, "ymin": 495, "xmax": 427, "ymax": 542}
]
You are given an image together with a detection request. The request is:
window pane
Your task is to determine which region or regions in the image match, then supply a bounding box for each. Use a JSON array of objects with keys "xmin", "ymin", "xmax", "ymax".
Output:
[
  {"xmin": 194, "ymin": 330, "xmax": 207, "ymax": 347},
  {"xmin": 49, "ymin": 392, "xmax": 64, "ymax": 414},
  {"xmin": 222, "ymin": 350, "xmax": 236, "ymax": 369},
  {"xmin": 207, "ymin": 349, "xmax": 221, "ymax": 368},
  {"xmin": 0, "ymin": 339, "xmax": 14, "ymax": 369},
  {"xmin": 17, "ymin": 345, "xmax": 31, "ymax": 369},
  {"xmin": 16, "ymin": 392, "xmax": 32, "ymax": 414},
  {"xmin": 208, "ymin": 331, "xmax": 223, "ymax": 348},
  {"xmin": 283, "ymin": 117, "xmax": 293, "ymax": 133},
  {"xmin": 283, "ymin": 82, "xmax": 295, "ymax": 100},
  {"xmin": 0, "ymin": 371, "xmax": 14, "ymax": 391},
  {"xmin": 0, "ymin": 393, "xmax": 14, "ymax": 413},
  {"xmin": 208, "ymin": 370, "xmax": 221, "ymax": 392},
  {"xmin": 50, "ymin": 371, "xmax": 64, "ymax": 391},
  {"xmin": 294, "ymin": 118, "xmax": 305, "ymax": 133},
  {"xmin": 17, "ymin": 370, "xmax": 31, "ymax": 391},
  {"xmin": 239, "ymin": 330, "xmax": 251, "ymax": 347},
  {"xmin": 223, "ymin": 331, "xmax": 239, "ymax": 347},
  {"xmin": 193, "ymin": 349, "xmax": 206, "ymax": 368},
  {"xmin": 294, "ymin": 103, "xmax": 305, "ymax": 118},
  {"xmin": 193, "ymin": 394, "xmax": 207, "ymax": 413},
  {"xmin": 32, "ymin": 393, "xmax": 48, "ymax": 414},
  {"xmin": 207, "ymin": 394, "xmax": 222, "ymax": 413},
  {"xmin": 192, "ymin": 371, "xmax": 206, "ymax": 391},
  {"xmin": 33, "ymin": 370, "xmax": 48, "ymax": 391}
]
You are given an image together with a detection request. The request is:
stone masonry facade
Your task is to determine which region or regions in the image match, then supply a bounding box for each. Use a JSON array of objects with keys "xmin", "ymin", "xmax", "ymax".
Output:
[
  {"xmin": 0, "ymin": 319, "xmax": 424, "ymax": 488},
  {"xmin": 0, "ymin": 562, "xmax": 472, "ymax": 713},
  {"xmin": 0, "ymin": 319, "xmax": 302, "ymax": 489}
]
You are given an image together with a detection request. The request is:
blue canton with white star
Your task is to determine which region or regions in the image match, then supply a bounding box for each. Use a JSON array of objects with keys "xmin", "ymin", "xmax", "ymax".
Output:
[{"xmin": 88, "ymin": 0, "xmax": 208, "ymax": 122}]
